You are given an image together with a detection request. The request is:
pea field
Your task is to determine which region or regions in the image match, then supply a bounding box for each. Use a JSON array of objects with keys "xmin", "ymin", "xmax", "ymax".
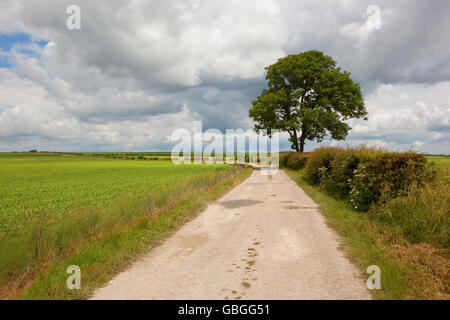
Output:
[
  {"xmin": 0, "ymin": 152, "xmax": 250, "ymax": 299},
  {"xmin": 0, "ymin": 153, "xmax": 222, "ymax": 234}
]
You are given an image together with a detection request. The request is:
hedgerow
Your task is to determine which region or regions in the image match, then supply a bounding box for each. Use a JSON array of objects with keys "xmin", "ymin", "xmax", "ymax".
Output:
[
  {"xmin": 286, "ymin": 153, "xmax": 309, "ymax": 170},
  {"xmin": 304, "ymin": 147, "xmax": 433, "ymax": 211}
]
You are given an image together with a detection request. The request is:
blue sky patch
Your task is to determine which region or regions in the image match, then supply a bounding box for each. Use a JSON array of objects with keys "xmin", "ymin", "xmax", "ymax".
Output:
[
  {"xmin": 0, "ymin": 32, "xmax": 48, "ymax": 51},
  {"xmin": 0, "ymin": 32, "xmax": 48, "ymax": 68},
  {"xmin": 0, "ymin": 55, "xmax": 10, "ymax": 68}
]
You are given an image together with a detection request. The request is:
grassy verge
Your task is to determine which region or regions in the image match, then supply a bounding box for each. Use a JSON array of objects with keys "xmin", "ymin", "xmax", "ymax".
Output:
[
  {"xmin": 285, "ymin": 168, "xmax": 449, "ymax": 300},
  {"xmin": 2, "ymin": 164, "xmax": 252, "ymax": 300}
]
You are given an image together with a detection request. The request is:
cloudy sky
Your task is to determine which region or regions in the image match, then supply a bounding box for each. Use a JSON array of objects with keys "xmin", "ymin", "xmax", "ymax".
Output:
[{"xmin": 0, "ymin": 0, "xmax": 449, "ymax": 153}]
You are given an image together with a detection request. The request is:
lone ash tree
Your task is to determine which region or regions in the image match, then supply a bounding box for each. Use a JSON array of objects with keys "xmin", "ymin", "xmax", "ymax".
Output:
[{"xmin": 249, "ymin": 50, "xmax": 368, "ymax": 152}]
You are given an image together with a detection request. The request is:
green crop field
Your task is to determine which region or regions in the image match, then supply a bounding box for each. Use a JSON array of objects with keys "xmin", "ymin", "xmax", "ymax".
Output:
[
  {"xmin": 0, "ymin": 154, "xmax": 232, "ymax": 234},
  {"xmin": 426, "ymin": 155, "xmax": 450, "ymax": 169},
  {"xmin": 0, "ymin": 153, "xmax": 250, "ymax": 299}
]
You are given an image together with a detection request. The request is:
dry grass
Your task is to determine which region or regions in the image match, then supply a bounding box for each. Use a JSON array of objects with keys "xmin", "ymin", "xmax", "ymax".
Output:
[{"xmin": 390, "ymin": 243, "xmax": 449, "ymax": 299}]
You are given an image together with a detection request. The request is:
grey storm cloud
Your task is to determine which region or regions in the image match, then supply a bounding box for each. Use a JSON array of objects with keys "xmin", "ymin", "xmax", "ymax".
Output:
[{"xmin": 0, "ymin": 0, "xmax": 449, "ymax": 152}]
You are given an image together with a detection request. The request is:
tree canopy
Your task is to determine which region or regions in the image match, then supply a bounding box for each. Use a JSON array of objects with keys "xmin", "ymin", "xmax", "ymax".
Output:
[{"xmin": 249, "ymin": 50, "xmax": 368, "ymax": 152}]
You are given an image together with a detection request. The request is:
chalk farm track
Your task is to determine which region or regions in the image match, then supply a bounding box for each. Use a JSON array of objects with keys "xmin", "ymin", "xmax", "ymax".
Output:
[{"xmin": 91, "ymin": 169, "xmax": 372, "ymax": 300}]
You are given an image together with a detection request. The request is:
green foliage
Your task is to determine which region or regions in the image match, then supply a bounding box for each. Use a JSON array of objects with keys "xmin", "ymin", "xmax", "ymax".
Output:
[
  {"xmin": 350, "ymin": 152, "xmax": 430, "ymax": 211},
  {"xmin": 286, "ymin": 168, "xmax": 449, "ymax": 299},
  {"xmin": 304, "ymin": 147, "xmax": 340, "ymax": 185},
  {"xmin": 286, "ymin": 150, "xmax": 449, "ymax": 299},
  {"xmin": 369, "ymin": 172, "xmax": 449, "ymax": 248},
  {"xmin": 249, "ymin": 50, "xmax": 367, "ymax": 152},
  {"xmin": 280, "ymin": 153, "xmax": 290, "ymax": 168},
  {"xmin": 324, "ymin": 149, "xmax": 362, "ymax": 199},
  {"xmin": 285, "ymin": 153, "xmax": 309, "ymax": 170},
  {"xmin": 305, "ymin": 147, "xmax": 432, "ymax": 211}
]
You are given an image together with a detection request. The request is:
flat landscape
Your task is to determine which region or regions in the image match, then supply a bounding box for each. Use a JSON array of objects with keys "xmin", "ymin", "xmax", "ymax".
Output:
[
  {"xmin": 0, "ymin": 153, "xmax": 251, "ymax": 299},
  {"xmin": 1, "ymin": 151, "xmax": 447, "ymax": 299},
  {"xmin": 0, "ymin": 153, "xmax": 229, "ymax": 234},
  {"xmin": 1, "ymin": 2, "xmax": 449, "ymax": 304}
]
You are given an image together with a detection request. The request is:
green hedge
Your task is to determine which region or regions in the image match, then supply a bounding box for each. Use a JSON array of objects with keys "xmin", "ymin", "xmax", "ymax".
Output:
[
  {"xmin": 305, "ymin": 147, "xmax": 432, "ymax": 211},
  {"xmin": 281, "ymin": 153, "xmax": 310, "ymax": 170},
  {"xmin": 287, "ymin": 153, "xmax": 309, "ymax": 170}
]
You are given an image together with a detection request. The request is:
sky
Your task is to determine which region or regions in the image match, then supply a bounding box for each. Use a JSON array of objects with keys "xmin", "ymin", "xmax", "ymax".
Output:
[{"xmin": 0, "ymin": 0, "xmax": 449, "ymax": 153}]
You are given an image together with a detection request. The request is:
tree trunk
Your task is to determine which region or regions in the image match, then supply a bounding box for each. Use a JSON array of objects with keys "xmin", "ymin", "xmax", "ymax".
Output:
[
  {"xmin": 299, "ymin": 129, "xmax": 307, "ymax": 153},
  {"xmin": 292, "ymin": 130, "xmax": 299, "ymax": 152}
]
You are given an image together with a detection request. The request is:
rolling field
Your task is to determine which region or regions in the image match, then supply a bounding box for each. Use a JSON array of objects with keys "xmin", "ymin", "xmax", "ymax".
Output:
[{"xmin": 0, "ymin": 153, "xmax": 251, "ymax": 299}]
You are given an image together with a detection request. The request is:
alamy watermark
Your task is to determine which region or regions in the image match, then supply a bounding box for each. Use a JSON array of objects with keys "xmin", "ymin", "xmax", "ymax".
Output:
[
  {"xmin": 66, "ymin": 5, "xmax": 81, "ymax": 30},
  {"xmin": 366, "ymin": 265, "xmax": 381, "ymax": 289},
  {"xmin": 67, "ymin": 265, "xmax": 81, "ymax": 290},
  {"xmin": 170, "ymin": 121, "xmax": 279, "ymax": 174},
  {"xmin": 366, "ymin": 5, "xmax": 381, "ymax": 30}
]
